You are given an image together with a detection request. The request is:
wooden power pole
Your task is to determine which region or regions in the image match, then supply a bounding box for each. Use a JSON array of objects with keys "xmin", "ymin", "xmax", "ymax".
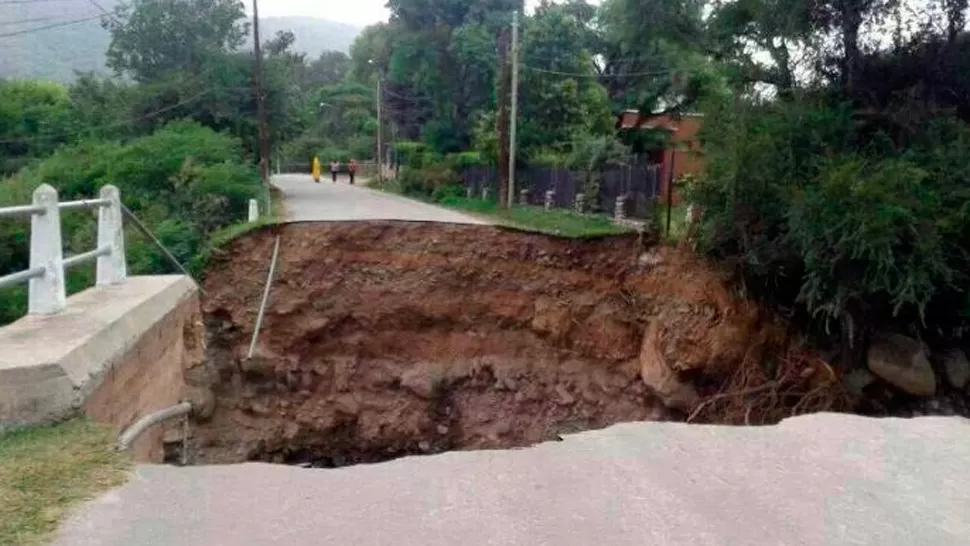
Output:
[
  {"xmin": 507, "ymin": 10, "xmax": 519, "ymax": 209},
  {"xmin": 496, "ymin": 28, "xmax": 510, "ymax": 208},
  {"xmin": 376, "ymin": 76, "xmax": 383, "ymax": 183},
  {"xmin": 252, "ymin": 0, "xmax": 271, "ymax": 185}
]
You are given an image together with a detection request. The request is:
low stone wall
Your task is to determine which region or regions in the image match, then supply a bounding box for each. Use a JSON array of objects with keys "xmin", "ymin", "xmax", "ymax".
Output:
[{"xmin": 0, "ymin": 275, "xmax": 202, "ymax": 461}]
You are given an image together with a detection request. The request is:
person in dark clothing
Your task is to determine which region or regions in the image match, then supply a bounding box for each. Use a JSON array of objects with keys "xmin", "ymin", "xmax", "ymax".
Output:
[
  {"xmin": 330, "ymin": 160, "xmax": 339, "ymax": 182},
  {"xmin": 348, "ymin": 159, "xmax": 358, "ymax": 185}
]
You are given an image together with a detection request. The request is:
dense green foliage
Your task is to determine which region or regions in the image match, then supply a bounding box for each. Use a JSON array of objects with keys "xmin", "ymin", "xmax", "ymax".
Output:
[
  {"xmin": 0, "ymin": 121, "xmax": 260, "ymax": 323},
  {"xmin": 688, "ymin": 0, "xmax": 970, "ymax": 353},
  {"xmin": 0, "ymin": 0, "xmax": 343, "ymax": 323}
]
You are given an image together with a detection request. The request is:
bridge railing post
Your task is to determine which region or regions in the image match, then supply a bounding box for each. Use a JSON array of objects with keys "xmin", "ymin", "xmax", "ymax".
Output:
[
  {"xmin": 96, "ymin": 185, "xmax": 127, "ymax": 286},
  {"xmin": 28, "ymin": 184, "xmax": 66, "ymax": 315}
]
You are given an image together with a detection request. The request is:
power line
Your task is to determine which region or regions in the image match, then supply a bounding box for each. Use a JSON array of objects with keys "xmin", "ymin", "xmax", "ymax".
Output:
[
  {"xmin": 85, "ymin": 0, "xmax": 117, "ymax": 20},
  {"xmin": 526, "ymin": 52, "xmax": 671, "ymax": 65},
  {"xmin": 523, "ymin": 65, "xmax": 679, "ymax": 78},
  {"xmin": 0, "ymin": 13, "xmax": 105, "ymax": 38},
  {"xmin": 0, "ymin": 16, "xmax": 59, "ymax": 27}
]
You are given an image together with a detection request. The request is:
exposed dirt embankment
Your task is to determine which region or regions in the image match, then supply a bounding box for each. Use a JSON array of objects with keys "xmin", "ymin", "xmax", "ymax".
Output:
[{"xmin": 194, "ymin": 222, "xmax": 786, "ymax": 466}]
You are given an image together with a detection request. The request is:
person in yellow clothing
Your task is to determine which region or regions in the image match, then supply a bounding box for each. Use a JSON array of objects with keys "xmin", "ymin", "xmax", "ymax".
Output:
[{"xmin": 311, "ymin": 156, "xmax": 321, "ymax": 183}]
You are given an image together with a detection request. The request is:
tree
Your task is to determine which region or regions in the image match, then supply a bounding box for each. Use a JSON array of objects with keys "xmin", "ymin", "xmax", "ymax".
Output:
[
  {"xmin": 598, "ymin": 0, "xmax": 708, "ymax": 110},
  {"xmin": 707, "ymin": 0, "xmax": 821, "ymax": 93},
  {"xmin": 104, "ymin": 0, "xmax": 249, "ymax": 82},
  {"xmin": 357, "ymin": 0, "xmax": 517, "ymax": 152},
  {"xmin": 518, "ymin": 2, "xmax": 614, "ymax": 158},
  {"xmin": 305, "ymin": 51, "xmax": 351, "ymax": 88}
]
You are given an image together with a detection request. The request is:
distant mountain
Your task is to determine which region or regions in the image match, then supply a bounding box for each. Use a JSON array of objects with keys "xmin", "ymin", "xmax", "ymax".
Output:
[
  {"xmin": 0, "ymin": 0, "xmax": 117, "ymax": 82},
  {"xmin": 0, "ymin": 2, "xmax": 360, "ymax": 83}
]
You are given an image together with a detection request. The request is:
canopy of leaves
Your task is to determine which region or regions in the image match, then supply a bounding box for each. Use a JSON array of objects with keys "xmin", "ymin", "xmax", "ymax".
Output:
[{"xmin": 105, "ymin": 0, "xmax": 249, "ymax": 82}]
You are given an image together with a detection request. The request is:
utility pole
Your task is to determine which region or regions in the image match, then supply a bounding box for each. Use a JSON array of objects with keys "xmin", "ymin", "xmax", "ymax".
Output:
[
  {"xmin": 376, "ymin": 76, "xmax": 383, "ymax": 183},
  {"xmin": 252, "ymin": 0, "xmax": 270, "ymax": 185},
  {"xmin": 507, "ymin": 10, "xmax": 520, "ymax": 208},
  {"xmin": 496, "ymin": 28, "xmax": 510, "ymax": 208}
]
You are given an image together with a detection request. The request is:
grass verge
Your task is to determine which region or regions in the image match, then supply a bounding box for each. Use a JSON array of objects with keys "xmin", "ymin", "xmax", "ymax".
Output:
[
  {"xmin": 439, "ymin": 196, "xmax": 632, "ymax": 237},
  {"xmin": 0, "ymin": 419, "xmax": 132, "ymax": 546}
]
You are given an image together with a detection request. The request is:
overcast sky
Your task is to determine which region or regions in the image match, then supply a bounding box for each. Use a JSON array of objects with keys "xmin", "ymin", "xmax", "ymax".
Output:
[
  {"xmin": 256, "ymin": 0, "xmax": 548, "ymax": 28},
  {"xmin": 258, "ymin": 0, "xmax": 389, "ymax": 27}
]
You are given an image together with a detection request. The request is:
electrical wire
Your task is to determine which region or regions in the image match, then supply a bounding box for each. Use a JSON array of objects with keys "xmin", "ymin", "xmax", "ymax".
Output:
[
  {"xmin": 522, "ymin": 65, "xmax": 679, "ymax": 78},
  {"xmin": 0, "ymin": 16, "xmax": 59, "ymax": 27},
  {"xmin": 85, "ymin": 0, "xmax": 118, "ymax": 22},
  {"xmin": 85, "ymin": 0, "xmax": 111, "ymax": 14},
  {"xmin": 0, "ymin": 12, "xmax": 105, "ymax": 38}
]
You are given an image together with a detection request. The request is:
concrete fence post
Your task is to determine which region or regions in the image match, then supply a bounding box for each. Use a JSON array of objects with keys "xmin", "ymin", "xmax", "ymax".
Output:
[
  {"xmin": 544, "ymin": 190, "xmax": 555, "ymax": 211},
  {"xmin": 28, "ymin": 184, "xmax": 66, "ymax": 314},
  {"xmin": 96, "ymin": 185, "xmax": 127, "ymax": 286},
  {"xmin": 614, "ymin": 194, "xmax": 628, "ymax": 221},
  {"xmin": 519, "ymin": 188, "xmax": 529, "ymax": 206},
  {"xmin": 248, "ymin": 199, "xmax": 259, "ymax": 223},
  {"xmin": 575, "ymin": 193, "xmax": 586, "ymax": 213}
]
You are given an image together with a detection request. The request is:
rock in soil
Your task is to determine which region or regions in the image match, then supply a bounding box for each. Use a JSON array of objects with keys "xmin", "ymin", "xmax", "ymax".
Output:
[
  {"xmin": 942, "ymin": 349, "xmax": 970, "ymax": 389},
  {"xmin": 843, "ymin": 369, "xmax": 877, "ymax": 399},
  {"xmin": 867, "ymin": 334, "xmax": 936, "ymax": 396}
]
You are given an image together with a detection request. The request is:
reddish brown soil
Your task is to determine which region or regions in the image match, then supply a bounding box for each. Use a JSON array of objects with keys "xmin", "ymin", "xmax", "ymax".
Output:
[{"xmin": 194, "ymin": 222, "xmax": 773, "ymax": 466}]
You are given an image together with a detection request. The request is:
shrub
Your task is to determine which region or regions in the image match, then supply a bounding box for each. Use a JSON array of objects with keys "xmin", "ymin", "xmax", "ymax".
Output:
[
  {"xmin": 395, "ymin": 141, "xmax": 426, "ymax": 168},
  {"xmin": 449, "ymin": 151, "xmax": 486, "ymax": 170},
  {"xmin": 399, "ymin": 164, "xmax": 460, "ymax": 198},
  {"xmin": 689, "ymin": 94, "xmax": 970, "ymax": 345}
]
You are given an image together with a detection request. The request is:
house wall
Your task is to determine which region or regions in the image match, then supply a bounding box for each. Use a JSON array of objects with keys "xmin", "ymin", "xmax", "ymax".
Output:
[{"xmin": 653, "ymin": 115, "xmax": 704, "ymax": 203}]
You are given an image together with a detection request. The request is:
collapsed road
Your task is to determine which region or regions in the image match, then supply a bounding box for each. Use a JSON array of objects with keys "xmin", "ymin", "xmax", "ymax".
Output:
[{"xmin": 53, "ymin": 175, "xmax": 970, "ymax": 546}]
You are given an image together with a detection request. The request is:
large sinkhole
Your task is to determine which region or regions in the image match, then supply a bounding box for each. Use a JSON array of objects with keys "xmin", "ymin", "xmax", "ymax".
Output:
[{"xmin": 187, "ymin": 221, "xmax": 677, "ymax": 467}]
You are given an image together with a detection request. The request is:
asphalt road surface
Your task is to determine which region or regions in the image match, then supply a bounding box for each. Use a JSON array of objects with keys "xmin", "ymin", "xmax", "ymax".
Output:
[
  {"xmin": 272, "ymin": 173, "xmax": 488, "ymax": 224},
  {"xmin": 55, "ymin": 413, "xmax": 970, "ymax": 545}
]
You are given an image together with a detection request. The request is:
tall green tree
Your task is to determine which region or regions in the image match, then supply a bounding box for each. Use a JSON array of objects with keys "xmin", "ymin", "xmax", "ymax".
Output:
[
  {"xmin": 517, "ymin": 2, "xmax": 613, "ymax": 157},
  {"xmin": 104, "ymin": 0, "xmax": 249, "ymax": 82}
]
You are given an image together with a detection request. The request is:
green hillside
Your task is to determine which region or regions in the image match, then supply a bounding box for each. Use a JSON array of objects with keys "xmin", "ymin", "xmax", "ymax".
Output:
[{"xmin": 0, "ymin": 2, "xmax": 359, "ymax": 83}]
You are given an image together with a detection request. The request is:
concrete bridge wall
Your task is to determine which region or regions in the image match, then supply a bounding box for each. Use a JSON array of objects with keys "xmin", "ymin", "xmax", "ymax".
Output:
[{"xmin": 0, "ymin": 275, "xmax": 203, "ymax": 461}]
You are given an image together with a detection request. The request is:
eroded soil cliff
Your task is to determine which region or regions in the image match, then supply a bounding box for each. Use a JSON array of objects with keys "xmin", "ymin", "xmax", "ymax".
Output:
[{"xmin": 193, "ymin": 222, "xmax": 791, "ymax": 466}]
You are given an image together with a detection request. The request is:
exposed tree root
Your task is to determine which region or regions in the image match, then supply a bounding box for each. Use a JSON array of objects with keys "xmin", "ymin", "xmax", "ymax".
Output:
[{"xmin": 688, "ymin": 343, "xmax": 850, "ymax": 425}]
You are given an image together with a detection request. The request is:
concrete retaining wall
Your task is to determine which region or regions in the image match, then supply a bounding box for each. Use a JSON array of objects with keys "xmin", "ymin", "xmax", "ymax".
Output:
[{"xmin": 0, "ymin": 275, "xmax": 202, "ymax": 461}]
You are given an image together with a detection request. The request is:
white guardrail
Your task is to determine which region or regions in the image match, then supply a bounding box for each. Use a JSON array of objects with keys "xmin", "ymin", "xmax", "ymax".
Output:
[{"xmin": 0, "ymin": 184, "xmax": 126, "ymax": 315}]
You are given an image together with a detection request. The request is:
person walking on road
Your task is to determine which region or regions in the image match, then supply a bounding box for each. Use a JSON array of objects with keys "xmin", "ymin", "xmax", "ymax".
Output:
[
  {"xmin": 348, "ymin": 159, "xmax": 358, "ymax": 185},
  {"xmin": 330, "ymin": 160, "xmax": 339, "ymax": 183},
  {"xmin": 311, "ymin": 157, "xmax": 321, "ymax": 183}
]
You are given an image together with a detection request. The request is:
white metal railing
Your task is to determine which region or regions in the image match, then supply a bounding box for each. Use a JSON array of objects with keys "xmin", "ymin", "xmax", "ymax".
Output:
[{"xmin": 0, "ymin": 184, "xmax": 127, "ymax": 315}]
